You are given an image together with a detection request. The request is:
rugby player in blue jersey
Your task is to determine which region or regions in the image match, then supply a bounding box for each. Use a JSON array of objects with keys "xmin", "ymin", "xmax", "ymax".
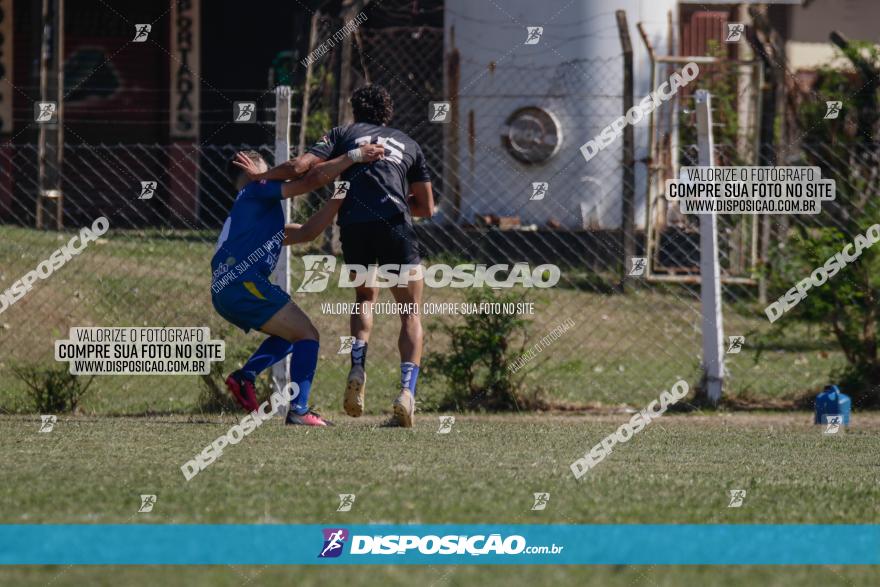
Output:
[
  {"xmin": 244, "ymin": 85, "xmax": 435, "ymax": 427},
  {"xmin": 212, "ymin": 143, "xmax": 384, "ymax": 426}
]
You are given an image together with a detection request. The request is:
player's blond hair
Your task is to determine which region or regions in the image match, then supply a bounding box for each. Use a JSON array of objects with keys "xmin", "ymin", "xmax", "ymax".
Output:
[{"xmin": 226, "ymin": 150, "xmax": 266, "ymax": 185}]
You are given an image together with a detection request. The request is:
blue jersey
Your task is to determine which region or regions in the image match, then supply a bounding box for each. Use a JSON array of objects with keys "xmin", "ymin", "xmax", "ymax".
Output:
[
  {"xmin": 211, "ymin": 180, "xmax": 286, "ymax": 287},
  {"xmin": 307, "ymin": 122, "xmax": 431, "ymax": 226}
]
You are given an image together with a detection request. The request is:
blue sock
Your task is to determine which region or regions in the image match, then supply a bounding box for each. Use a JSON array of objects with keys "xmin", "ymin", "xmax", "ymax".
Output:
[
  {"xmin": 241, "ymin": 336, "xmax": 294, "ymax": 381},
  {"xmin": 401, "ymin": 362, "xmax": 420, "ymax": 395},
  {"xmin": 290, "ymin": 339, "xmax": 320, "ymax": 415},
  {"xmin": 351, "ymin": 339, "xmax": 368, "ymax": 367}
]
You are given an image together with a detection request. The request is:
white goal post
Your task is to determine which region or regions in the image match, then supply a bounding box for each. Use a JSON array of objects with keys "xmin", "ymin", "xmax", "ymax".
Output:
[
  {"xmin": 695, "ymin": 89, "xmax": 725, "ymax": 405},
  {"xmin": 270, "ymin": 86, "xmax": 292, "ymax": 403}
]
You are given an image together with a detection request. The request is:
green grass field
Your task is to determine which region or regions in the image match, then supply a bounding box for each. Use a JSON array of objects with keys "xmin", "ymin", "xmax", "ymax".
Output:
[
  {"xmin": 1, "ymin": 412, "xmax": 878, "ymax": 584},
  {"xmin": 1, "ymin": 226, "xmax": 875, "ymax": 585}
]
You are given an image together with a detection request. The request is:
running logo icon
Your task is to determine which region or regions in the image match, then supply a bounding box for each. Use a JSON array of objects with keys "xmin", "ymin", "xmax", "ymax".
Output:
[
  {"xmin": 332, "ymin": 181, "xmax": 350, "ymax": 200},
  {"xmin": 337, "ymin": 494, "xmax": 356, "ymax": 512},
  {"xmin": 530, "ymin": 182, "xmax": 548, "ymax": 201},
  {"xmin": 297, "ymin": 255, "xmax": 336, "ymax": 293},
  {"xmin": 531, "ymin": 492, "xmax": 550, "ymax": 511},
  {"xmin": 629, "ymin": 257, "xmax": 647, "ymax": 277},
  {"xmin": 39, "ymin": 415, "xmax": 57, "ymax": 433},
  {"xmin": 824, "ymin": 415, "xmax": 842, "ymax": 434},
  {"xmin": 133, "ymin": 24, "xmax": 152, "ymax": 42},
  {"xmin": 319, "ymin": 528, "xmax": 349, "ymax": 558},
  {"xmin": 525, "ymin": 27, "xmax": 544, "ymax": 45},
  {"xmin": 726, "ymin": 23, "xmax": 744, "ymax": 42},
  {"xmin": 337, "ymin": 336, "xmax": 355, "ymax": 354},
  {"xmin": 728, "ymin": 489, "xmax": 746, "ymax": 508},
  {"xmin": 437, "ymin": 416, "xmax": 455, "ymax": 434},
  {"xmin": 824, "ymin": 101, "xmax": 842, "ymax": 119},
  {"xmin": 138, "ymin": 494, "xmax": 157, "ymax": 513},
  {"xmin": 726, "ymin": 336, "xmax": 745, "ymax": 354},
  {"xmin": 139, "ymin": 181, "xmax": 157, "ymax": 200},
  {"xmin": 429, "ymin": 102, "xmax": 450, "ymax": 123},
  {"xmin": 35, "ymin": 102, "xmax": 57, "ymax": 123},
  {"xmin": 234, "ymin": 102, "xmax": 256, "ymax": 123}
]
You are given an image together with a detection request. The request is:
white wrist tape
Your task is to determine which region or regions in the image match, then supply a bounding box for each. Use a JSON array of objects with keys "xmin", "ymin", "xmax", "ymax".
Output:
[{"xmin": 347, "ymin": 148, "xmax": 364, "ymax": 163}]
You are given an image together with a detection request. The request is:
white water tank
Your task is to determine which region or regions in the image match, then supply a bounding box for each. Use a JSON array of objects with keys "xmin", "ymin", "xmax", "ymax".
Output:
[{"xmin": 444, "ymin": 0, "xmax": 677, "ymax": 229}]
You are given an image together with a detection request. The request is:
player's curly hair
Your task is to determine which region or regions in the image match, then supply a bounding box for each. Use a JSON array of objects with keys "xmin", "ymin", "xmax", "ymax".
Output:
[
  {"xmin": 351, "ymin": 84, "xmax": 394, "ymax": 125},
  {"xmin": 226, "ymin": 150, "xmax": 265, "ymax": 185}
]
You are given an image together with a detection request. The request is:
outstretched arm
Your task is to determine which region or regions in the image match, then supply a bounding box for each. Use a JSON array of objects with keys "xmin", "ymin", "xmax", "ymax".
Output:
[
  {"xmin": 232, "ymin": 144, "xmax": 384, "ymax": 199},
  {"xmin": 237, "ymin": 127, "xmax": 341, "ymax": 181},
  {"xmin": 239, "ymin": 152, "xmax": 324, "ymax": 182},
  {"xmin": 279, "ymin": 143, "xmax": 384, "ymax": 198},
  {"xmin": 283, "ymin": 198, "xmax": 345, "ymax": 244}
]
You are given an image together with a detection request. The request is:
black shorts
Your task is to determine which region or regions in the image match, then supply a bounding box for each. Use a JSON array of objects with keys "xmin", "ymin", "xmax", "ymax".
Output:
[{"xmin": 339, "ymin": 214, "xmax": 423, "ymax": 267}]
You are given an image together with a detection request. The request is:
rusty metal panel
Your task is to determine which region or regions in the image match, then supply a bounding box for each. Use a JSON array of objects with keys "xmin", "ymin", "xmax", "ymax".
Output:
[{"xmin": 681, "ymin": 11, "xmax": 729, "ymax": 57}]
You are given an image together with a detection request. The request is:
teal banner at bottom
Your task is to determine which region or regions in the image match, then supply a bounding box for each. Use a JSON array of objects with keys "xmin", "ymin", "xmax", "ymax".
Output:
[{"xmin": 0, "ymin": 524, "xmax": 877, "ymax": 565}]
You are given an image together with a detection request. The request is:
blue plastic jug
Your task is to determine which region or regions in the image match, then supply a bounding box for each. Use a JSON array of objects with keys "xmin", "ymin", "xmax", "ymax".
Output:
[{"xmin": 814, "ymin": 385, "xmax": 851, "ymax": 425}]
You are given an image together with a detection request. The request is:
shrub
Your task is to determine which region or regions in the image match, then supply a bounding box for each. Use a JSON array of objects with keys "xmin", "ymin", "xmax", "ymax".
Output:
[
  {"xmin": 11, "ymin": 364, "xmax": 94, "ymax": 414},
  {"xmin": 423, "ymin": 289, "xmax": 539, "ymax": 411}
]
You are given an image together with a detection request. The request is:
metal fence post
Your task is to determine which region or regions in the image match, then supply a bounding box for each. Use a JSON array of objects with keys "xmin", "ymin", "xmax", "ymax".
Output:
[
  {"xmin": 271, "ymin": 86, "xmax": 292, "ymax": 405},
  {"xmin": 695, "ymin": 89, "xmax": 725, "ymax": 405},
  {"xmin": 616, "ymin": 10, "xmax": 635, "ymax": 292}
]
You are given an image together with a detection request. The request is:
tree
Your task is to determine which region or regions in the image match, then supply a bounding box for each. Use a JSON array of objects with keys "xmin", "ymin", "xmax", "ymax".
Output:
[{"xmin": 772, "ymin": 38, "xmax": 880, "ymax": 406}]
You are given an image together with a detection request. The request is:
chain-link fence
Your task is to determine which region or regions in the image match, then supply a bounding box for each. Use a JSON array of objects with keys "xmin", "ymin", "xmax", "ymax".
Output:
[
  {"xmin": 646, "ymin": 53, "xmax": 869, "ymax": 399},
  {"xmin": 647, "ymin": 58, "xmax": 764, "ymax": 285},
  {"xmin": 0, "ymin": 5, "xmax": 866, "ymax": 415}
]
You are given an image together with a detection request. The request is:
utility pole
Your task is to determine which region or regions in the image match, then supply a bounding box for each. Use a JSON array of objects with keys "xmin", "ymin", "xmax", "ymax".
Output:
[
  {"xmin": 616, "ymin": 10, "xmax": 635, "ymax": 292},
  {"xmin": 36, "ymin": 0, "xmax": 63, "ymax": 229}
]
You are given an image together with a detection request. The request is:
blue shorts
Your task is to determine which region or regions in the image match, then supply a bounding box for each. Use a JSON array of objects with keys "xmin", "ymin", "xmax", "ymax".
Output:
[{"xmin": 211, "ymin": 275, "xmax": 290, "ymax": 333}]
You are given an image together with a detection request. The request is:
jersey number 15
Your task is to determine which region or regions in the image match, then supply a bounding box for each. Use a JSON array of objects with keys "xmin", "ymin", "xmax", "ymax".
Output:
[{"xmin": 355, "ymin": 135, "xmax": 405, "ymax": 165}]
